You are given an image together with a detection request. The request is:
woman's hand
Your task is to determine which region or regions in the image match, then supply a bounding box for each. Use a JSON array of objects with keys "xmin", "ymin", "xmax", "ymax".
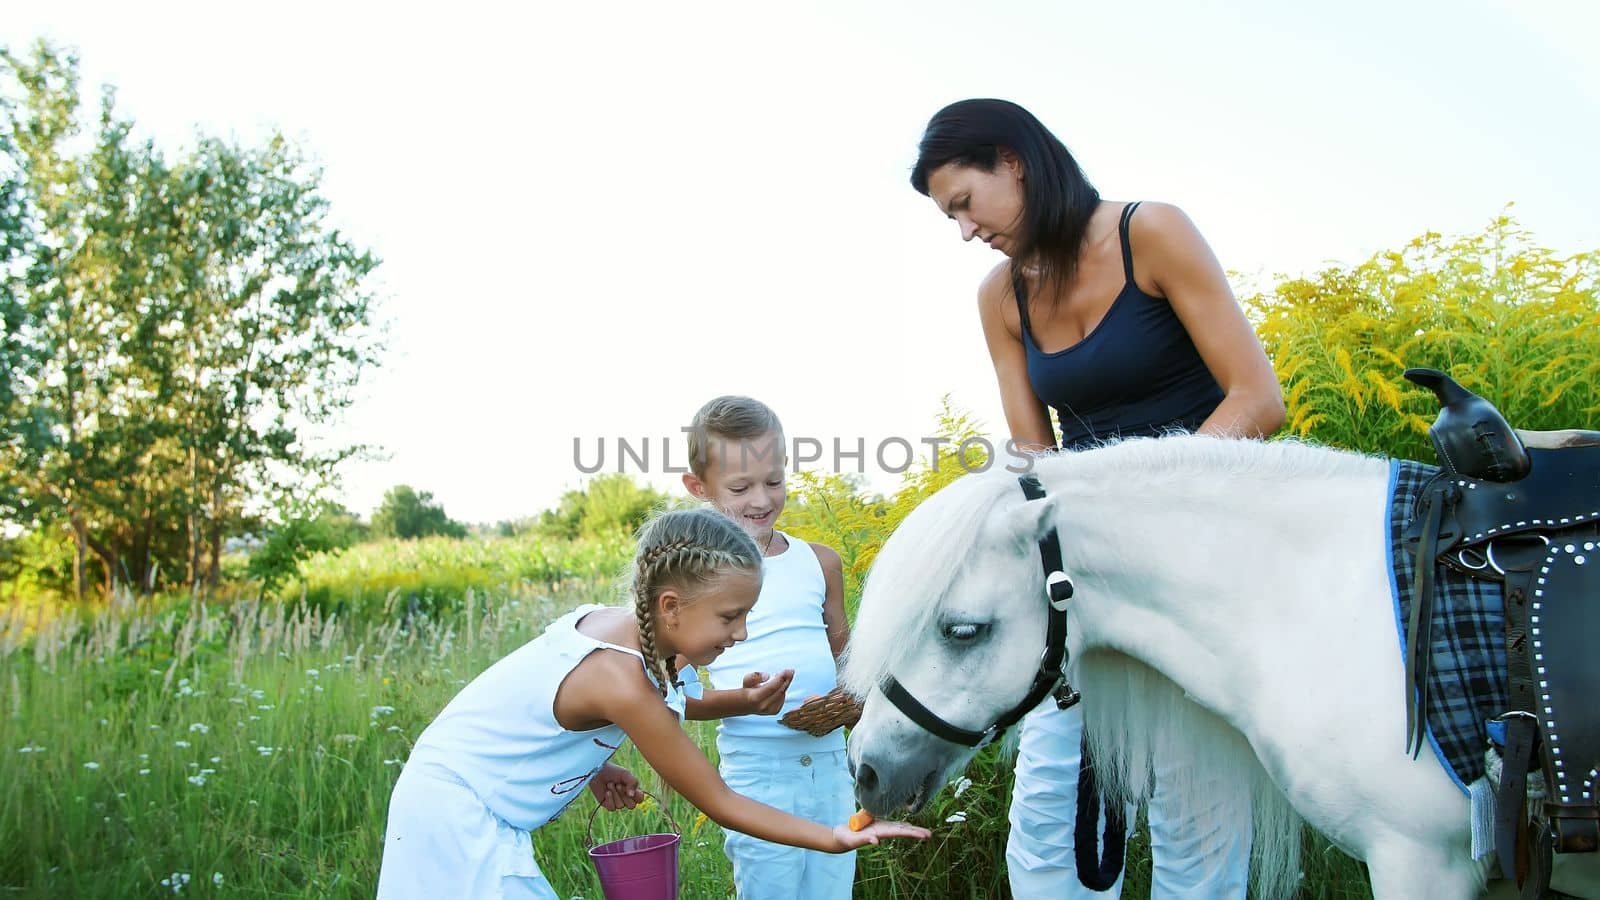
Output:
[
  {"xmin": 830, "ymin": 818, "xmax": 932, "ymax": 851},
  {"xmin": 740, "ymin": 669, "xmax": 794, "ymax": 715},
  {"xmin": 588, "ymin": 763, "xmax": 644, "ymax": 811}
]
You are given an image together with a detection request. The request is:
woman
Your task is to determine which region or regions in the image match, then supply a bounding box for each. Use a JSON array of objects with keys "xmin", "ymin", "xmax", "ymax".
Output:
[{"xmin": 910, "ymin": 98, "xmax": 1285, "ymax": 898}]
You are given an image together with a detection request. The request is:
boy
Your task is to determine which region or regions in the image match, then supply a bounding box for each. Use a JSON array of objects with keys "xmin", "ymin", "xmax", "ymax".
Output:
[{"xmin": 681, "ymin": 396, "xmax": 855, "ymax": 900}]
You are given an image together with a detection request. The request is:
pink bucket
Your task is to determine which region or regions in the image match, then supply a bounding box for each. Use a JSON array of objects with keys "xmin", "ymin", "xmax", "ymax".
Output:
[{"xmin": 585, "ymin": 792, "xmax": 681, "ymax": 900}]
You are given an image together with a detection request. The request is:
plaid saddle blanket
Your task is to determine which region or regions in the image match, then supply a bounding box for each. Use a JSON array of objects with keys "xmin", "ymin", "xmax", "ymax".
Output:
[{"xmin": 1388, "ymin": 459, "xmax": 1508, "ymax": 792}]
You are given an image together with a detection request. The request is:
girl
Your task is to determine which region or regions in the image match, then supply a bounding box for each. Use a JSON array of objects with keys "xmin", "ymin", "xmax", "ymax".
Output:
[
  {"xmin": 376, "ymin": 507, "xmax": 926, "ymax": 899},
  {"xmin": 910, "ymin": 98, "xmax": 1284, "ymax": 898}
]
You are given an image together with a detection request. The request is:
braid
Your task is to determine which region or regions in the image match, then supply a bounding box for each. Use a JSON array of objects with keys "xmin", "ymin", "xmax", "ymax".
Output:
[
  {"xmin": 633, "ymin": 579, "xmax": 673, "ymax": 699},
  {"xmin": 629, "ymin": 508, "xmax": 762, "ymax": 699}
]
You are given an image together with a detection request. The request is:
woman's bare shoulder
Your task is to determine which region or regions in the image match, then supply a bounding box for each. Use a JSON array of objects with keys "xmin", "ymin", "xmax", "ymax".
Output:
[
  {"xmin": 1127, "ymin": 201, "xmax": 1200, "ymax": 243},
  {"xmin": 978, "ymin": 260, "xmax": 1013, "ymax": 304}
]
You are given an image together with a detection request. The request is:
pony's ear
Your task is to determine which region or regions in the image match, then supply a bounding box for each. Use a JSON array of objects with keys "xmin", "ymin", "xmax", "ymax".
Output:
[{"xmin": 1005, "ymin": 496, "xmax": 1059, "ymax": 544}]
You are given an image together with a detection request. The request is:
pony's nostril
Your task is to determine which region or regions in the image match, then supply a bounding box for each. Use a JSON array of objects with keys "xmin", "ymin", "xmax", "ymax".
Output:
[{"xmin": 856, "ymin": 762, "xmax": 878, "ymax": 793}]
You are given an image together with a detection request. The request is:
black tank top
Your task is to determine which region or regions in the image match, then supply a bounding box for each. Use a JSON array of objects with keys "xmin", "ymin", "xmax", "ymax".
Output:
[{"xmin": 1016, "ymin": 202, "xmax": 1224, "ymax": 450}]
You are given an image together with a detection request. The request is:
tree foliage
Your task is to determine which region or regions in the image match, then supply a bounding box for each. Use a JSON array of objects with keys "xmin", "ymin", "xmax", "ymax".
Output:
[
  {"xmin": 246, "ymin": 500, "xmax": 367, "ymax": 595},
  {"xmin": 0, "ymin": 41, "xmax": 382, "ymax": 599},
  {"xmin": 536, "ymin": 473, "xmax": 668, "ymax": 540},
  {"xmin": 370, "ymin": 485, "xmax": 465, "ymax": 541}
]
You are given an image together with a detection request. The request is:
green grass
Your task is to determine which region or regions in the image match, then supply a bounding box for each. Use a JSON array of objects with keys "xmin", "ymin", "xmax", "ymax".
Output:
[{"xmin": 1, "ymin": 579, "xmax": 1380, "ymax": 899}]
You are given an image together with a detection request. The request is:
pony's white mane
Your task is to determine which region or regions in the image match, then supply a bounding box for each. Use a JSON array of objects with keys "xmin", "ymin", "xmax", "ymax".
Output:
[
  {"xmin": 844, "ymin": 435, "xmax": 1381, "ymax": 899},
  {"xmin": 840, "ymin": 470, "xmax": 1016, "ymax": 698}
]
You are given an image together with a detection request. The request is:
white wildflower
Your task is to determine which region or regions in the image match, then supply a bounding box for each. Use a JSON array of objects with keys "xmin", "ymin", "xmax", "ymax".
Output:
[
  {"xmin": 212, "ymin": 873, "xmax": 223, "ymax": 886},
  {"xmin": 305, "ymin": 668, "xmax": 319, "ymax": 678},
  {"xmin": 187, "ymin": 774, "xmax": 206, "ymax": 787},
  {"xmin": 952, "ymin": 776, "xmax": 973, "ymax": 798},
  {"xmin": 174, "ymin": 740, "xmax": 191, "ymax": 748},
  {"xmin": 371, "ymin": 705, "xmax": 395, "ymax": 717},
  {"xmin": 83, "ymin": 761, "xmax": 100, "ymax": 770},
  {"xmin": 188, "ymin": 723, "xmax": 209, "ymax": 734},
  {"xmin": 945, "ymin": 811, "xmax": 968, "ymax": 824},
  {"xmin": 257, "ymin": 746, "xmax": 274, "ymax": 756},
  {"xmin": 138, "ymin": 769, "xmax": 151, "ymax": 776}
]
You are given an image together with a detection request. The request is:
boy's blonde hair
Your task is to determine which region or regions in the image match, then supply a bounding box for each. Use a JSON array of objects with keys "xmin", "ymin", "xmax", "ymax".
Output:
[
  {"xmin": 629, "ymin": 507, "xmax": 761, "ymax": 697},
  {"xmin": 686, "ymin": 395, "xmax": 784, "ymax": 479}
]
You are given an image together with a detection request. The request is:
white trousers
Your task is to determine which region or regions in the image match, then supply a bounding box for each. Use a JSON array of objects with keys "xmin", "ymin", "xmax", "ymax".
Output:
[
  {"xmin": 1006, "ymin": 702, "xmax": 1252, "ymax": 899},
  {"xmin": 719, "ymin": 745, "xmax": 856, "ymax": 899}
]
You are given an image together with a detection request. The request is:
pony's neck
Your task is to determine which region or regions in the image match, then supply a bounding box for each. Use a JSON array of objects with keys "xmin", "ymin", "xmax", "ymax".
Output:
[{"xmin": 1041, "ymin": 442, "xmax": 1387, "ymax": 717}]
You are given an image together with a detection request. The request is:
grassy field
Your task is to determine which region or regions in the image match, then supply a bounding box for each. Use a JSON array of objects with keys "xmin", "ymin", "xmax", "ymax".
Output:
[{"xmin": 0, "ymin": 572, "xmax": 1384, "ymax": 899}]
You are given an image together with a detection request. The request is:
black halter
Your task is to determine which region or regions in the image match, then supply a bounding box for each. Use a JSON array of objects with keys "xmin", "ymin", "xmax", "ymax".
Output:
[{"xmin": 879, "ymin": 474, "xmax": 1079, "ymax": 749}]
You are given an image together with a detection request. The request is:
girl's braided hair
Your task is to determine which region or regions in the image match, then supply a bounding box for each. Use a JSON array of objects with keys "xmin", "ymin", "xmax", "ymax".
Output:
[{"xmin": 630, "ymin": 507, "xmax": 761, "ymax": 698}]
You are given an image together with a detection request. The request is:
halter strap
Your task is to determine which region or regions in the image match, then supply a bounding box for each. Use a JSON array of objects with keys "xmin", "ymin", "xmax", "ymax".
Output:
[{"xmin": 878, "ymin": 474, "xmax": 1077, "ymax": 749}]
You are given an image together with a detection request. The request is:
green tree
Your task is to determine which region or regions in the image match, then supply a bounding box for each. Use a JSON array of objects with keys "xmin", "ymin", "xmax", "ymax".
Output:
[
  {"xmin": 537, "ymin": 473, "xmax": 668, "ymax": 540},
  {"xmin": 370, "ymin": 485, "xmax": 465, "ymax": 540},
  {"xmin": 246, "ymin": 499, "xmax": 367, "ymax": 597},
  {"xmin": 0, "ymin": 40, "xmax": 383, "ymax": 599}
]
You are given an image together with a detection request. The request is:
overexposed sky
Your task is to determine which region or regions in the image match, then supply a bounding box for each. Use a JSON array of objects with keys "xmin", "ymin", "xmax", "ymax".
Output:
[{"xmin": 10, "ymin": 0, "xmax": 1600, "ymax": 523}]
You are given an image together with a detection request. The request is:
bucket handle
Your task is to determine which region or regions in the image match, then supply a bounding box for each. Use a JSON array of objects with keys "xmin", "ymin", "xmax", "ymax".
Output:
[{"xmin": 584, "ymin": 790, "xmax": 682, "ymax": 849}]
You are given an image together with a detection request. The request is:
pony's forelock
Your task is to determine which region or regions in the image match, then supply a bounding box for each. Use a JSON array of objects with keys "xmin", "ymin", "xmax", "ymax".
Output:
[{"xmin": 840, "ymin": 472, "xmax": 1021, "ymax": 698}]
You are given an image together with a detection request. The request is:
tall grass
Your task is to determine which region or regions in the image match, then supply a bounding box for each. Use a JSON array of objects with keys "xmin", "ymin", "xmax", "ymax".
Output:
[
  {"xmin": 291, "ymin": 530, "xmax": 634, "ymax": 620},
  {"xmin": 1, "ymin": 579, "xmax": 1376, "ymax": 899}
]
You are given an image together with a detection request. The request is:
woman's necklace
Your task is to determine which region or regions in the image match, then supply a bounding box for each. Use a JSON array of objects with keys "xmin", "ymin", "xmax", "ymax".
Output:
[{"xmin": 760, "ymin": 530, "xmax": 775, "ymax": 555}]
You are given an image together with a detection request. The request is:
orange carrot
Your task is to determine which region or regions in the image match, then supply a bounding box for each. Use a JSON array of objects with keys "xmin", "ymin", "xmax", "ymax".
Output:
[{"xmin": 848, "ymin": 809, "xmax": 875, "ymax": 832}]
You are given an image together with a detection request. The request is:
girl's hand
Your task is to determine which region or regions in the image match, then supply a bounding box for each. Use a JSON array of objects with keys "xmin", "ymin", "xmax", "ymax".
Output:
[
  {"xmin": 740, "ymin": 669, "xmax": 794, "ymax": 716},
  {"xmin": 588, "ymin": 764, "xmax": 644, "ymax": 811},
  {"xmin": 831, "ymin": 818, "xmax": 932, "ymax": 851}
]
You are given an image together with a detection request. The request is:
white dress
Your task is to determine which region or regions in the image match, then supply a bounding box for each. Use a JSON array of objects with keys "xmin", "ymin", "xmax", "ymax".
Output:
[{"xmin": 376, "ymin": 604, "xmax": 695, "ymax": 899}]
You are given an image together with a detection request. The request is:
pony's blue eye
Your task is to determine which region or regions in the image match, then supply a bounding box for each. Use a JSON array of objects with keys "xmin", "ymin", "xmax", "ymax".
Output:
[{"xmin": 942, "ymin": 623, "xmax": 985, "ymax": 642}]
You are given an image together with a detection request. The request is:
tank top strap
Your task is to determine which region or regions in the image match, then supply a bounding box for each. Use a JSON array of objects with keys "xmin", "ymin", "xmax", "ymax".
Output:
[
  {"xmin": 1010, "ymin": 268, "xmax": 1033, "ymax": 339},
  {"xmin": 1118, "ymin": 201, "xmax": 1143, "ymax": 286},
  {"xmin": 565, "ymin": 604, "xmax": 647, "ymax": 663}
]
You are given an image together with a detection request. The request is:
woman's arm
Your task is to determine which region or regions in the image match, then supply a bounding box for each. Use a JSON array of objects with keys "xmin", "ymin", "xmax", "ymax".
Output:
[
  {"xmin": 589, "ymin": 659, "xmax": 926, "ymax": 851},
  {"xmin": 1133, "ymin": 203, "xmax": 1285, "ymax": 439},
  {"xmin": 978, "ymin": 264, "xmax": 1056, "ymax": 450}
]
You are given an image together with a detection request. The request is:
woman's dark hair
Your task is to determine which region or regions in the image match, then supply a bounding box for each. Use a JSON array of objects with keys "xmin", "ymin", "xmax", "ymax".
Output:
[{"xmin": 910, "ymin": 99, "xmax": 1101, "ymax": 302}]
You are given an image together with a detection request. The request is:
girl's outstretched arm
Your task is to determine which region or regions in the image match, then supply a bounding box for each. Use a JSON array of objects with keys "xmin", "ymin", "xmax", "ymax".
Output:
[{"xmin": 586, "ymin": 656, "xmax": 929, "ymax": 852}]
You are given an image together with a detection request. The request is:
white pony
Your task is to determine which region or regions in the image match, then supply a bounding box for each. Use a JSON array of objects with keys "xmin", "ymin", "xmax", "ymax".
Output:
[{"xmin": 842, "ymin": 434, "xmax": 1598, "ymax": 900}]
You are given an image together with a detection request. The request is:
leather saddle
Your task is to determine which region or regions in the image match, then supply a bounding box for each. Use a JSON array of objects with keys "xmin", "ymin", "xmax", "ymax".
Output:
[{"xmin": 1401, "ymin": 368, "xmax": 1600, "ymax": 898}]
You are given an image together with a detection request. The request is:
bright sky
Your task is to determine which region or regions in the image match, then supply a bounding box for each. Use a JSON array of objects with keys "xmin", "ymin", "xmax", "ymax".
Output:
[{"xmin": 11, "ymin": 0, "xmax": 1600, "ymax": 524}]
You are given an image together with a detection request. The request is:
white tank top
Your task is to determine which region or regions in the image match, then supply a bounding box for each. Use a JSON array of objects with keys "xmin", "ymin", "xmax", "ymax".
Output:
[
  {"xmin": 705, "ymin": 533, "xmax": 844, "ymax": 751},
  {"xmin": 406, "ymin": 604, "xmax": 696, "ymax": 830}
]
